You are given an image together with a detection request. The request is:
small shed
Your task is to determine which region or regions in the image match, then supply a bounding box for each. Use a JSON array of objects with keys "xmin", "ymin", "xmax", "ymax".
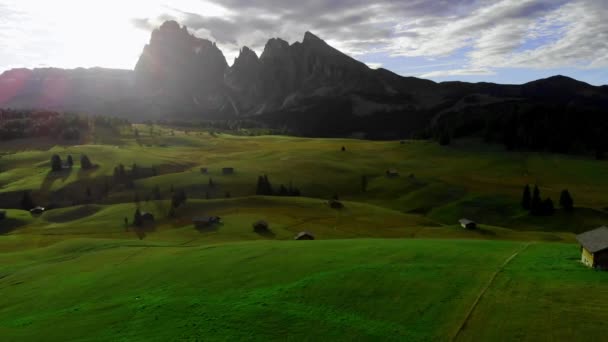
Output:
[
  {"xmin": 200, "ymin": 168, "xmax": 208, "ymax": 174},
  {"xmin": 29, "ymin": 206, "xmax": 45, "ymax": 215},
  {"xmin": 295, "ymin": 231, "xmax": 315, "ymax": 240},
  {"xmin": 141, "ymin": 212, "xmax": 155, "ymax": 225},
  {"xmin": 386, "ymin": 169, "xmax": 399, "ymax": 177},
  {"xmin": 576, "ymin": 227, "xmax": 608, "ymax": 269},
  {"xmin": 0, "ymin": 210, "xmax": 6, "ymax": 220},
  {"xmin": 222, "ymin": 167, "xmax": 235, "ymax": 175},
  {"xmin": 193, "ymin": 216, "xmax": 221, "ymax": 228},
  {"xmin": 459, "ymin": 219, "xmax": 477, "ymax": 230}
]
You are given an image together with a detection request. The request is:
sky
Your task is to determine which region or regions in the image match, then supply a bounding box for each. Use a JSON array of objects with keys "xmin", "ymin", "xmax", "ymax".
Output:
[{"xmin": 0, "ymin": 0, "xmax": 607, "ymax": 85}]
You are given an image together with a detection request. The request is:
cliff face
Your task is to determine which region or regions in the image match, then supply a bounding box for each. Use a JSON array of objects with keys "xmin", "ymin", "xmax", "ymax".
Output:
[{"xmin": 134, "ymin": 21, "xmax": 229, "ymax": 113}]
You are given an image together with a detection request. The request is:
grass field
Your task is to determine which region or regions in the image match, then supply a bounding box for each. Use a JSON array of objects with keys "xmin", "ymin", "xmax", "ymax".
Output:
[
  {"xmin": 1, "ymin": 239, "xmax": 606, "ymax": 341},
  {"xmin": 1, "ymin": 125, "xmax": 608, "ymax": 340}
]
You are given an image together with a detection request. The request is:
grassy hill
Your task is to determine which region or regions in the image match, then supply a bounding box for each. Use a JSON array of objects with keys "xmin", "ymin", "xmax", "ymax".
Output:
[{"xmin": 1, "ymin": 125, "xmax": 608, "ymax": 340}]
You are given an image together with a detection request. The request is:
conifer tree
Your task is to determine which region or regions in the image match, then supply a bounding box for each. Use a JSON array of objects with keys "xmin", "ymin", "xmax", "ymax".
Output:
[
  {"xmin": 51, "ymin": 154, "xmax": 62, "ymax": 172},
  {"xmin": 531, "ymin": 185, "xmax": 542, "ymax": 215},
  {"xmin": 522, "ymin": 185, "xmax": 531, "ymax": 210},
  {"xmin": 559, "ymin": 189, "xmax": 574, "ymax": 211}
]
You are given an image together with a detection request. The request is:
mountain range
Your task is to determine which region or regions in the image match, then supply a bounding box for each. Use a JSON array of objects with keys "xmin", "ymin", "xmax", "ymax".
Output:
[{"xmin": 1, "ymin": 20, "xmax": 607, "ymax": 143}]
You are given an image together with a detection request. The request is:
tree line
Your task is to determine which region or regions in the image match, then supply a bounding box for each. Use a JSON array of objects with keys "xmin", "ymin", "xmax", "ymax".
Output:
[{"xmin": 521, "ymin": 184, "xmax": 573, "ymax": 216}]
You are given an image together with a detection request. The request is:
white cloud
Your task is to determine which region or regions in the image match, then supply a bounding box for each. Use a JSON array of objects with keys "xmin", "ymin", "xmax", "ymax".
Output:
[
  {"xmin": 419, "ymin": 68, "xmax": 496, "ymax": 78},
  {"xmin": 365, "ymin": 62, "xmax": 383, "ymax": 69},
  {"xmin": 0, "ymin": 0, "xmax": 606, "ymax": 79}
]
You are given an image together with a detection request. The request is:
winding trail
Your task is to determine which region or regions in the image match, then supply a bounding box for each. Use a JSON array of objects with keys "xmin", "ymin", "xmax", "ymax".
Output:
[{"xmin": 451, "ymin": 242, "xmax": 533, "ymax": 341}]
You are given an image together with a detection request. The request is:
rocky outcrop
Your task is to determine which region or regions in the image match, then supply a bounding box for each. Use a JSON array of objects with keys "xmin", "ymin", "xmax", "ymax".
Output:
[{"xmin": 134, "ymin": 20, "xmax": 229, "ymax": 113}]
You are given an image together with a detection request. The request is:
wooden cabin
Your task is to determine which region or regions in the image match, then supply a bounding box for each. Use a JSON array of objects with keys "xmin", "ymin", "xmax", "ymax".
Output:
[
  {"xmin": 576, "ymin": 227, "xmax": 608, "ymax": 270},
  {"xmin": 29, "ymin": 206, "xmax": 45, "ymax": 215},
  {"xmin": 193, "ymin": 216, "xmax": 221, "ymax": 229},
  {"xmin": 459, "ymin": 218, "xmax": 477, "ymax": 230},
  {"xmin": 222, "ymin": 167, "xmax": 235, "ymax": 175},
  {"xmin": 295, "ymin": 232, "xmax": 315, "ymax": 240}
]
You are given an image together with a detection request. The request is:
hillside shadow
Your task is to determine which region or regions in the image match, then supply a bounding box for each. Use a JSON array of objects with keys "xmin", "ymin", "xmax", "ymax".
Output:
[
  {"xmin": 40, "ymin": 169, "xmax": 72, "ymax": 193},
  {"xmin": 196, "ymin": 223, "xmax": 221, "ymax": 233},
  {"xmin": 0, "ymin": 218, "xmax": 26, "ymax": 234},
  {"xmin": 133, "ymin": 224, "xmax": 156, "ymax": 240},
  {"xmin": 77, "ymin": 165, "xmax": 99, "ymax": 180}
]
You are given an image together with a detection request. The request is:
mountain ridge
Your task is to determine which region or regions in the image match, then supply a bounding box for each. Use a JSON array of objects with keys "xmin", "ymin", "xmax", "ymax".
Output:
[{"xmin": 1, "ymin": 20, "xmax": 607, "ymax": 143}]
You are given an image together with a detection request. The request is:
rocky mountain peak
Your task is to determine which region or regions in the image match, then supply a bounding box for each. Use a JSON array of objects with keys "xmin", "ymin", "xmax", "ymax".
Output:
[
  {"xmin": 303, "ymin": 31, "xmax": 323, "ymax": 44},
  {"xmin": 260, "ymin": 38, "xmax": 291, "ymax": 60}
]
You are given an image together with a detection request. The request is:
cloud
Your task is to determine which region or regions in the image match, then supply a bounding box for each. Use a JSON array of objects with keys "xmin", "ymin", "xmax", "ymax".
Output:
[
  {"xmin": 419, "ymin": 68, "xmax": 496, "ymax": 78},
  {"xmin": 365, "ymin": 63, "xmax": 383, "ymax": 69},
  {"xmin": 133, "ymin": 0, "xmax": 607, "ymax": 73}
]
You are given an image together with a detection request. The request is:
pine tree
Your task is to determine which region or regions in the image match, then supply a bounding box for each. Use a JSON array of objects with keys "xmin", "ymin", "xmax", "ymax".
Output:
[
  {"xmin": 542, "ymin": 198, "xmax": 555, "ymax": 216},
  {"xmin": 559, "ymin": 189, "xmax": 574, "ymax": 211},
  {"xmin": 133, "ymin": 208, "xmax": 143, "ymax": 227},
  {"xmin": 80, "ymin": 154, "xmax": 93, "ymax": 170},
  {"xmin": 439, "ymin": 130, "xmax": 451, "ymax": 146},
  {"xmin": 522, "ymin": 185, "xmax": 531, "ymax": 210},
  {"xmin": 152, "ymin": 185, "xmax": 161, "ymax": 200},
  {"xmin": 531, "ymin": 185, "xmax": 542, "ymax": 215},
  {"xmin": 51, "ymin": 154, "xmax": 62, "ymax": 172},
  {"xmin": 20, "ymin": 191, "xmax": 35, "ymax": 210},
  {"xmin": 279, "ymin": 185, "xmax": 288, "ymax": 196}
]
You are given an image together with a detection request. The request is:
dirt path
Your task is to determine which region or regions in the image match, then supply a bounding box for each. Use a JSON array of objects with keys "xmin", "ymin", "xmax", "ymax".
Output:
[{"xmin": 451, "ymin": 242, "xmax": 532, "ymax": 341}]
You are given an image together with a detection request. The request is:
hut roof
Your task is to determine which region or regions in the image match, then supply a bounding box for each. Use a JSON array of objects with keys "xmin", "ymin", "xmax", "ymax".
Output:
[
  {"xmin": 295, "ymin": 231, "xmax": 315, "ymax": 239},
  {"xmin": 141, "ymin": 212, "xmax": 155, "ymax": 220},
  {"xmin": 459, "ymin": 218, "xmax": 475, "ymax": 225},
  {"xmin": 577, "ymin": 227, "xmax": 608, "ymax": 253}
]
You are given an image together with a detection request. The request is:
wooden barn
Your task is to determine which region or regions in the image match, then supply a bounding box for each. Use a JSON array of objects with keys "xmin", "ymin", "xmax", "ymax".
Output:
[
  {"xmin": 576, "ymin": 227, "xmax": 608, "ymax": 269},
  {"xmin": 459, "ymin": 218, "xmax": 477, "ymax": 230}
]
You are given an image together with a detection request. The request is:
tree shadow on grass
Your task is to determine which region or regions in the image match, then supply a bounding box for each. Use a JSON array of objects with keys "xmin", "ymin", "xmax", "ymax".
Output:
[
  {"xmin": 132, "ymin": 222, "xmax": 156, "ymax": 240},
  {"xmin": 40, "ymin": 169, "xmax": 72, "ymax": 193},
  {"xmin": 0, "ymin": 218, "xmax": 27, "ymax": 234},
  {"xmin": 77, "ymin": 165, "xmax": 99, "ymax": 181},
  {"xmin": 196, "ymin": 223, "xmax": 221, "ymax": 233}
]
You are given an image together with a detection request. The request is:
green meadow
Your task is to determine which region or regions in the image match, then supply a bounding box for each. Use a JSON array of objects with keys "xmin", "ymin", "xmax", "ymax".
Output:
[{"xmin": 1, "ymin": 125, "xmax": 608, "ymax": 340}]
